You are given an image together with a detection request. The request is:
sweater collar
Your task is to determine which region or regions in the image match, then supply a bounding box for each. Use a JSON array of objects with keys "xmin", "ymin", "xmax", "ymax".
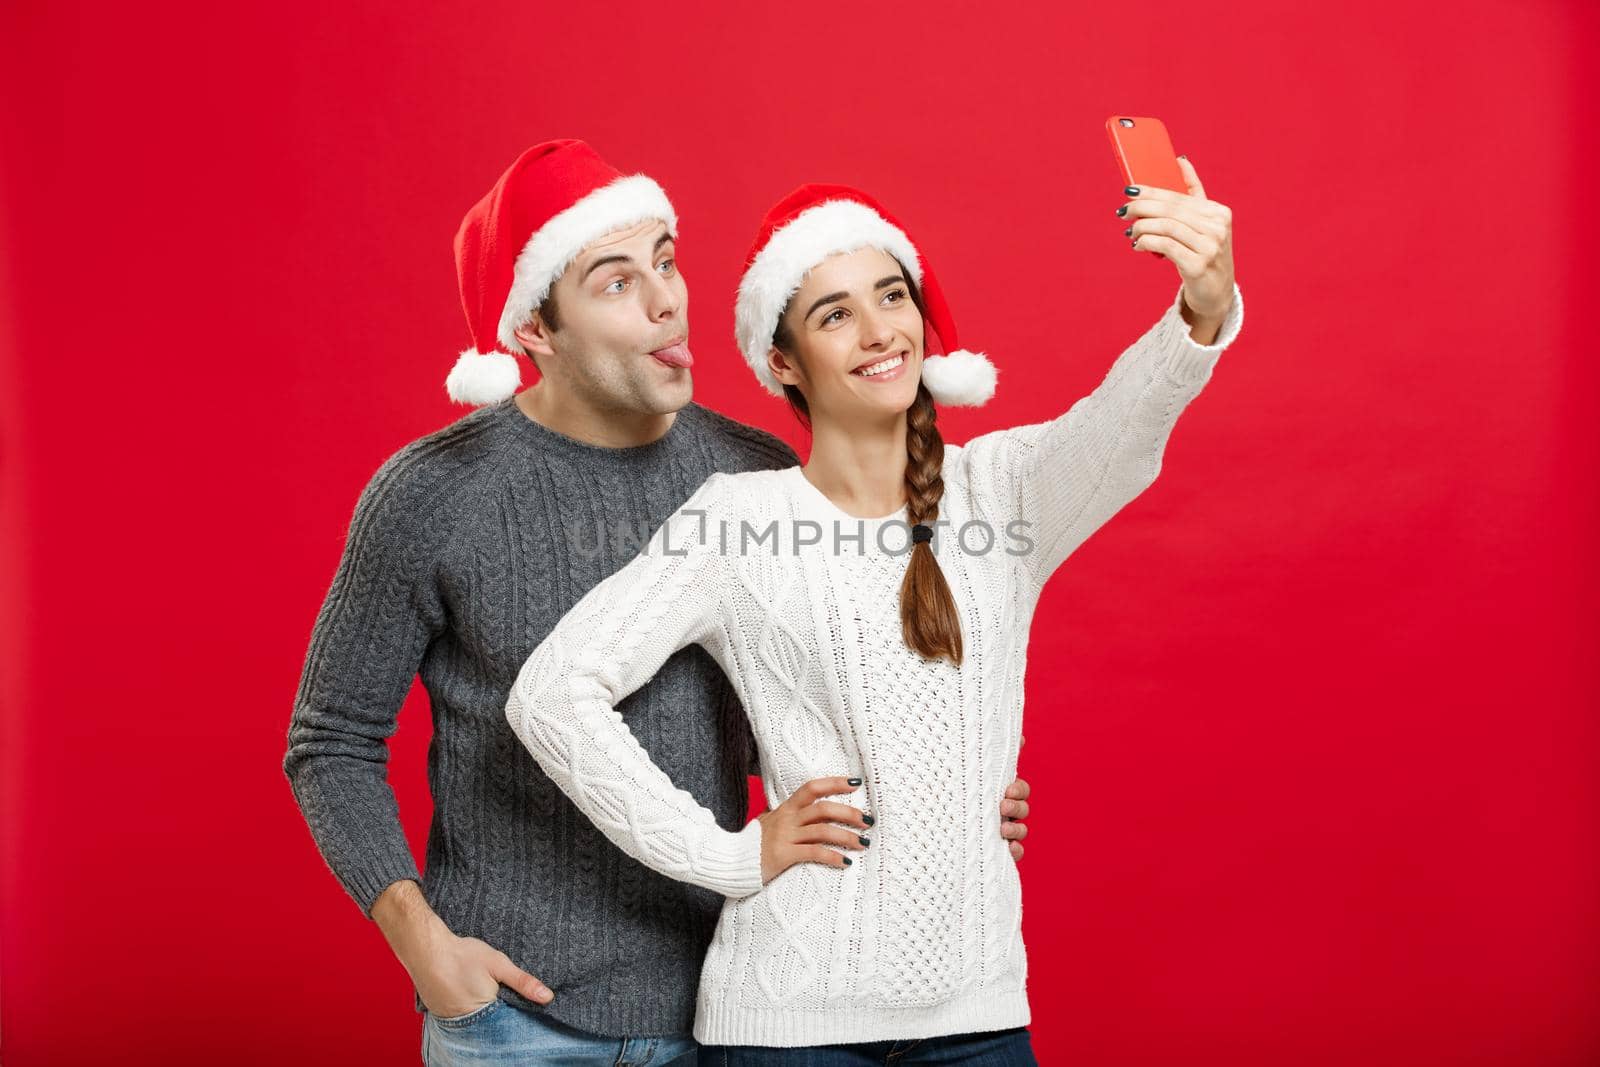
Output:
[
  {"xmin": 497, "ymin": 395, "xmax": 696, "ymax": 462},
  {"xmin": 780, "ymin": 465, "xmax": 910, "ymax": 526}
]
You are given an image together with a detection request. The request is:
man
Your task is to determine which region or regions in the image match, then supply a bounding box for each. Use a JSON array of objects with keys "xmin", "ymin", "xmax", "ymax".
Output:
[{"xmin": 284, "ymin": 139, "xmax": 1033, "ymax": 1065}]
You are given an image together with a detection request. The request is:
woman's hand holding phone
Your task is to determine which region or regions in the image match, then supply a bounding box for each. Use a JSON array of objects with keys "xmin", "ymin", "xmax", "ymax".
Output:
[{"xmin": 1119, "ymin": 155, "xmax": 1237, "ymax": 323}]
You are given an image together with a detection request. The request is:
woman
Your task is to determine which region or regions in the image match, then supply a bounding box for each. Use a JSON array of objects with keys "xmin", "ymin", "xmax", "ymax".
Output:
[{"xmin": 504, "ymin": 164, "xmax": 1243, "ymax": 1062}]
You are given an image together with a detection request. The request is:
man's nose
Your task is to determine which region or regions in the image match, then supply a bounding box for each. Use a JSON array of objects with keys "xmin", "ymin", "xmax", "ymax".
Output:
[{"xmin": 644, "ymin": 269, "xmax": 680, "ymax": 320}]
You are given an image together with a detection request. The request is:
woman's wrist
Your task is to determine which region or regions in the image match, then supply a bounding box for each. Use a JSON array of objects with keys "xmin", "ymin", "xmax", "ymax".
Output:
[{"xmin": 1178, "ymin": 291, "xmax": 1227, "ymax": 343}]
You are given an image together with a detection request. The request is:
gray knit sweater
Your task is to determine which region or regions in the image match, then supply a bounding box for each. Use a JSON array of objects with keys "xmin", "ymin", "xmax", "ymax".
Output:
[{"xmin": 283, "ymin": 396, "xmax": 800, "ymax": 1036}]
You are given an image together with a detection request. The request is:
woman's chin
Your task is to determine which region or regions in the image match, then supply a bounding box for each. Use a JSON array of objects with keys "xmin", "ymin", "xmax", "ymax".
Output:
[{"xmin": 848, "ymin": 385, "xmax": 920, "ymax": 419}]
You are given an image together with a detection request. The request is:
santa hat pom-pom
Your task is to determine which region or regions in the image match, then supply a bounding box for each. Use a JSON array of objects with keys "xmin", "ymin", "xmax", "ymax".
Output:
[
  {"xmin": 920, "ymin": 349, "xmax": 997, "ymax": 407},
  {"xmin": 445, "ymin": 348, "xmax": 522, "ymax": 406}
]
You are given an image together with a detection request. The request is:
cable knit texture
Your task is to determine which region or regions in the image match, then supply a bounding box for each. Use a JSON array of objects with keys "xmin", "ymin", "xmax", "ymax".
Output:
[
  {"xmin": 284, "ymin": 397, "xmax": 800, "ymax": 1036},
  {"xmin": 505, "ymin": 282, "xmax": 1245, "ymax": 1046}
]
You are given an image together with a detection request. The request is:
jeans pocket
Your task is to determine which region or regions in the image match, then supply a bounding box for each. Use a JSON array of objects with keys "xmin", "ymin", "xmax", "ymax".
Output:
[{"xmin": 429, "ymin": 996, "xmax": 504, "ymax": 1030}]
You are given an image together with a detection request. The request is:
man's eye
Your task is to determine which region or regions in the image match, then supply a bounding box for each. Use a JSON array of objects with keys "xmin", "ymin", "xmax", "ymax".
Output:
[
  {"xmin": 658, "ymin": 258, "xmax": 676, "ymax": 274},
  {"xmin": 605, "ymin": 278, "xmax": 628, "ymax": 294}
]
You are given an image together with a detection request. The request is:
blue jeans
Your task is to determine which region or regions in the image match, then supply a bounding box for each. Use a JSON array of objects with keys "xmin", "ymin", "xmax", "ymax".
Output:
[
  {"xmin": 699, "ymin": 1025, "xmax": 1038, "ymax": 1065},
  {"xmin": 421, "ymin": 998, "xmax": 698, "ymax": 1066}
]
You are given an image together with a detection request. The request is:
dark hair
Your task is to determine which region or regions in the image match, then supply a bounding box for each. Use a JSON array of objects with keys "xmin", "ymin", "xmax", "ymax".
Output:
[
  {"xmin": 537, "ymin": 291, "xmax": 561, "ymax": 333},
  {"xmin": 772, "ymin": 265, "xmax": 963, "ymax": 666},
  {"xmin": 509, "ymin": 293, "xmax": 561, "ymax": 369}
]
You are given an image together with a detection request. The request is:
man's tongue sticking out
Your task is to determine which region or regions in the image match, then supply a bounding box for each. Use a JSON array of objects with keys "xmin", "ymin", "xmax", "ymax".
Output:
[{"xmin": 650, "ymin": 341, "xmax": 694, "ymax": 368}]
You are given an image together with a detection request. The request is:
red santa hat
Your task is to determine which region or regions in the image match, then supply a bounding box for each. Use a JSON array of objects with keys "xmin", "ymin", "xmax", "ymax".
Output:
[
  {"xmin": 446, "ymin": 139, "xmax": 678, "ymax": 406},
  {"xmin": 734, "ymin": 183, "xmax": 997, "ymax": 407}
]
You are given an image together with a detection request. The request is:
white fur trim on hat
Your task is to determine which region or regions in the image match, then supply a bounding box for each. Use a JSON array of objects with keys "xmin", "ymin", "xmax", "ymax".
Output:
[
  {"xmin": 921, "ymin": 349, "xmax": 997, "ymax": 407},
  {"xmin": 495, "ymin": 174, "xmax": 678, "ymax": 354},
  {"xmin": 735, "ymin": 200, "xmax": 924, "ymax": 398},
  {"xmin": 445, "ymin": 348, "xmax": 522, "ymax": 406}
]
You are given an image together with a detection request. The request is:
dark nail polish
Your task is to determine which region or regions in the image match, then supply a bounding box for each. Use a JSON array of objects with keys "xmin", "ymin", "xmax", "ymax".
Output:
[
  {"xmin": 1124, "ymin": 185, "xmax": 1140, "ymax": 195},
  {"xmin": 843, "ymin": 856, "xmax": 853, "ymax": 866},
  {"xmin": 862, "ymin": 814, "xmax": 875, "ymax": 826},
  {"xmin": 847, "ymin": 777, "xmax": 862, "ymax": 786},
  {"xmin": 859, "ymin": 836, "xmax": 871, "ymax": 846},
  {"xmin": 1123, "ymin": 227, "xmax": 1132, "ymax": 237},
  {"xmin": 1115, "ymin": 205, "xmax": 1127, "ymax": 217}
]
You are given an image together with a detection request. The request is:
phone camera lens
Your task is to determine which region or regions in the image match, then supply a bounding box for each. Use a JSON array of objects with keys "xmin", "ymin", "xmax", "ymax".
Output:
[{"xmin": 1118, "ymin": 118, "xmax": 1134, "ymax": 127}]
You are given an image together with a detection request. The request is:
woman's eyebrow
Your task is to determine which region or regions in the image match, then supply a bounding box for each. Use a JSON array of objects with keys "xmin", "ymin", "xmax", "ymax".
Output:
[
  {"xmin": 804, "ymin": 276, "xmax": 908, "ymax": 321},
  {"xmin": 803, "ymin": 290, "xmax": 849, "ymax": 320}
]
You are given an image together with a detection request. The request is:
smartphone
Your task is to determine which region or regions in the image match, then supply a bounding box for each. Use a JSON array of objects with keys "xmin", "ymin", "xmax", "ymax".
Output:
[{"xmin": 1105, "ymin": 115, "xmax": 1185, "ymax": 194}]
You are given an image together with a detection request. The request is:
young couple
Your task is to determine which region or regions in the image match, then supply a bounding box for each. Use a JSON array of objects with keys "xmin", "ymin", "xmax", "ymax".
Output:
[{"xmin": 286, "ymin": 138, "xmax": 1243, "ymax": 1066}]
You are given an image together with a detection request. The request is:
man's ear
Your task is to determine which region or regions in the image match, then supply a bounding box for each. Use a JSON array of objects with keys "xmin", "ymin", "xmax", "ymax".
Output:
[
  {"xmin": 513, "ymin": 312, "xmax": 556, "ymax": 363},
  {"xmin": 766, "ymin": 345, "xmax": 802, "ymax": 388}
]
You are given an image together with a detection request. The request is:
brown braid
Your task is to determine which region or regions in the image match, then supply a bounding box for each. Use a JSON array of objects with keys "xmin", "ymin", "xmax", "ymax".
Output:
[
  {"xmin": 774, "ymin": 262, "xmax": 963, "ymax": 665},
  {"xmin": 898, "ymin": 381, "xmax": 962, "ymax": 664}
]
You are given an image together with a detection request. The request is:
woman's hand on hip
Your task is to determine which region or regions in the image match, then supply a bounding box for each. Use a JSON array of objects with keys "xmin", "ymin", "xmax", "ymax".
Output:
[{"xmin": 757, "ymin": 775, "xmax": 872, "ymax": 882}]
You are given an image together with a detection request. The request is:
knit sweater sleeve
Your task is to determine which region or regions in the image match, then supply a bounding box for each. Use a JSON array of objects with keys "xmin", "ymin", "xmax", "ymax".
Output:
[
  {"xmin": 958, "ymin": 282, "xmax": 1244, "ymax": 588},
  {"xmin": 504, "ymin": 472, "xmax": 764, "ymax": 899},
  {"xmin": 283, "ymin": 447, "xmax": 449, "ymax": 919}
]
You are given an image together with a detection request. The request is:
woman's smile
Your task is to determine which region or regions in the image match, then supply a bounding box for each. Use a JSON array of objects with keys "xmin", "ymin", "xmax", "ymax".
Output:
[{"xmin": 851, "ymin": 350, "xmax": 910, "ymax": 381}]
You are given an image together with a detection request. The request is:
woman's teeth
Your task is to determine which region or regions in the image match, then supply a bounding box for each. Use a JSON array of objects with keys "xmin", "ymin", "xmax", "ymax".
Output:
[{"xmin": 853, "ymin": 354, "xmax": 904, "ymax": 377}]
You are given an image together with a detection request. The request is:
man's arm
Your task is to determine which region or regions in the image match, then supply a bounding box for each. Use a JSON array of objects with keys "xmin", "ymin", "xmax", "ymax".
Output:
[
  {"xmin": 283, "ymin": 449, "xmax": 444, "ymax": 918},
  {"xmin": 283, "ymin": 448, "xmax": 558, "ymax": 1015}
]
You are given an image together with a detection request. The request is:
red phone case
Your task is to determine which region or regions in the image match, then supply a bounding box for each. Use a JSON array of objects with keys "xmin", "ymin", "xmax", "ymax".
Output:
[{"xmin": 1105, "ymin": 115, "xmax": 1186, "ymax": 194}]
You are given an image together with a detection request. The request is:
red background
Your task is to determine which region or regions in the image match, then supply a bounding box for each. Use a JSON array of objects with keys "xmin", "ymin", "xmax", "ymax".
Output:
[{"xmin": 3, "ymin": 2, "xmax": 1597, "ymax": 1063}]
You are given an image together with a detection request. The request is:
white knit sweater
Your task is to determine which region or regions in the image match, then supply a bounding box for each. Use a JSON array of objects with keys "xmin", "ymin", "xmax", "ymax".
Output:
[{"xmin": 506, "ymin": 281, "xmax": 1244, "ymax": 1047}]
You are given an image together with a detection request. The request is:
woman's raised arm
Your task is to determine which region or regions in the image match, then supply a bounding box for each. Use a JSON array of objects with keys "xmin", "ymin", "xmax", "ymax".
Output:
[
  {"xmin": 959, "ymin": 158, "xmax": 1245, "ymax": 586},
  {"xmin": 958, "ymin": 280, "xmax": 1244, "ymax": 587}
]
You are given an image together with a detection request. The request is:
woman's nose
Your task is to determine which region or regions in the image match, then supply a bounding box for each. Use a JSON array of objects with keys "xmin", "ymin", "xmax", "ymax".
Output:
[{"xmin": 857, "ymin": 306, "xmax": 895, "ymax": 349}]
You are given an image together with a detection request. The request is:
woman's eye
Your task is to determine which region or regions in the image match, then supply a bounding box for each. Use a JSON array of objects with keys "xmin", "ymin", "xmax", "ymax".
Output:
[
  {"xmin": 822, "ymin": 308, "xmax": 846, "ymax": 326},
  {"xmin": 884, "ymin": 288, "xmax": 907, "ymax": 304}
]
